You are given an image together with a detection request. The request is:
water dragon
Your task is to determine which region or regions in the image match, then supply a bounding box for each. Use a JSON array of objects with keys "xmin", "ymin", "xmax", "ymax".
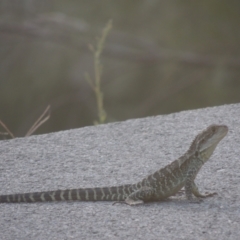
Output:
[{"xmin": 0, "ymin": 124, "xmax": 228, "ymax": 205}]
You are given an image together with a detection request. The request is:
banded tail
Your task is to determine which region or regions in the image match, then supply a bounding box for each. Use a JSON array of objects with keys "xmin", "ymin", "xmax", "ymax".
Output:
[{"xmin": 0, "ymin": 184, "xmax": 135, "ymax": 203}]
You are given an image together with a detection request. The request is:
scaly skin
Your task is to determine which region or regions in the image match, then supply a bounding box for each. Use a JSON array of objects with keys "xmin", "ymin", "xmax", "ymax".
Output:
[{"xmin": 0, "ymin": 124, "xmax": 228, "ymax": 205}]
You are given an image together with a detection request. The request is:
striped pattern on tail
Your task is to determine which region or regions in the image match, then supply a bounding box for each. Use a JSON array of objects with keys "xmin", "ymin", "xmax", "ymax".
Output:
[{"xmin": 0, "ymin": 184, "xmax": 135, "ymax": 203}]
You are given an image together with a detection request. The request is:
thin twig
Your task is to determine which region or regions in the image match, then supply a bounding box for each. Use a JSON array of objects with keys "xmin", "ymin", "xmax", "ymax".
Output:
[
  {"xmin": 85, "ymin": 20, "xmax": 112, "ymax": 124},
  {"xmin": 25, "ymin": 105, "xmax": 51, "ymax": 136},
  {"xmin": 0, "ymin": 120, "xmax": 15, "ymax": 138}
]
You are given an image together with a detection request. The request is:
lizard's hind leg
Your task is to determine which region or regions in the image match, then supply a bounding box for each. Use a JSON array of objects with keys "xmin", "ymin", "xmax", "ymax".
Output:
[{"xmin": 124, "ymin": 186, "xmax": 155, "ymax": 206}]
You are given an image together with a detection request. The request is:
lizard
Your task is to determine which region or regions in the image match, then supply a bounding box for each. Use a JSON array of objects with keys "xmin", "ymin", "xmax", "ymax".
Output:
[{"xmin": 0, "ymin": 124, "xmax": 228, "ymax": 205}]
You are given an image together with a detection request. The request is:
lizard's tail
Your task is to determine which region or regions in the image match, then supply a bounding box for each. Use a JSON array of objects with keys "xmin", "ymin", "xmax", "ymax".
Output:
[{"xmin": 0, "ymin": 184, "xmax": 135, "ymax": 203}]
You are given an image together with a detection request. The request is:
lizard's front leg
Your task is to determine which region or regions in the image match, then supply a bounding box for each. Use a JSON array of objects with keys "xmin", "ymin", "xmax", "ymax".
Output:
[
  {"xmin": 185, "ymin": 168, "xmax": 217, "ymax": 203},
  {"xmin": 192, "ymin": 182, "xmax": 217, "ymax": 198},
  {"xmin": 124, "ymin": 186, "xmax": 156, "ymax": 206},
  {"xmin": 185, "ymin": 167, "xmax": 203, "ymax": 203}
]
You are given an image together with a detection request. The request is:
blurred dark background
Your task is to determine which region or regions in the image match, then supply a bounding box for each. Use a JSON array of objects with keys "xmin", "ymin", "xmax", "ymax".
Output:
[{"xmin": 0, "ymin": 0, "xmax": 240, "ymax": 139}]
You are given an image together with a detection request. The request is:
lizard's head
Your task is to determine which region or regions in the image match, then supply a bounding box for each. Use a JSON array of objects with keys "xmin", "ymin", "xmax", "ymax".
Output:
[{"xmin": 190, "ymin": 124, "xmax": 228, "ymax": 161}]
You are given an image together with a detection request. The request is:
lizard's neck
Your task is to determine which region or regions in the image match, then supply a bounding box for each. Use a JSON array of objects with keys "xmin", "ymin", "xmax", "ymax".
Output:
[{"xmin": 187, "ymin": 124, "xmax": 228, "ymax": 163}]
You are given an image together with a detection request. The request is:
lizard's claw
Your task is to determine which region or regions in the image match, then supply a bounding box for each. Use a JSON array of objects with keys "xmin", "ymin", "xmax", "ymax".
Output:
[{"xmin": 112, "ymin": 201, "xmax": 127, "ymax": 206}]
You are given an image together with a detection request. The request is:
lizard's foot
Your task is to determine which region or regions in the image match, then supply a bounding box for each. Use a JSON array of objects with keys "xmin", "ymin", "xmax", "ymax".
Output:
[
  {"xmin": 198, "ymin": 192, "xmax": 217, "ymax": 198},
  {"xmin": 112, "ymin": 201, "xmax": 127, "ymax": 206},
  {"xmin": 125, "ymin": 198, "xmax": 144, "ymax": 206},
  {"xmin": 112, "ymin": 199, "xmax": 144, "ymax": 206}
]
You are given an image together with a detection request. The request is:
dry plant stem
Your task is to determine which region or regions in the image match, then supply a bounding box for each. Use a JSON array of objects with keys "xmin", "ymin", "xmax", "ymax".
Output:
[
  {"xmin": 0, "ymin": 120, "xmax": 14, "ymax": 138},
  {"xmin": 85, "ymin": 20, "xmax": 112, "ymax": 124},
  {"xmin": 25, "ymin": 105, "xmax": 51, "ymax": 136},
  {"xmin": 0, "ymin": 106, "xmax": 50, "ymax": 139}
]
